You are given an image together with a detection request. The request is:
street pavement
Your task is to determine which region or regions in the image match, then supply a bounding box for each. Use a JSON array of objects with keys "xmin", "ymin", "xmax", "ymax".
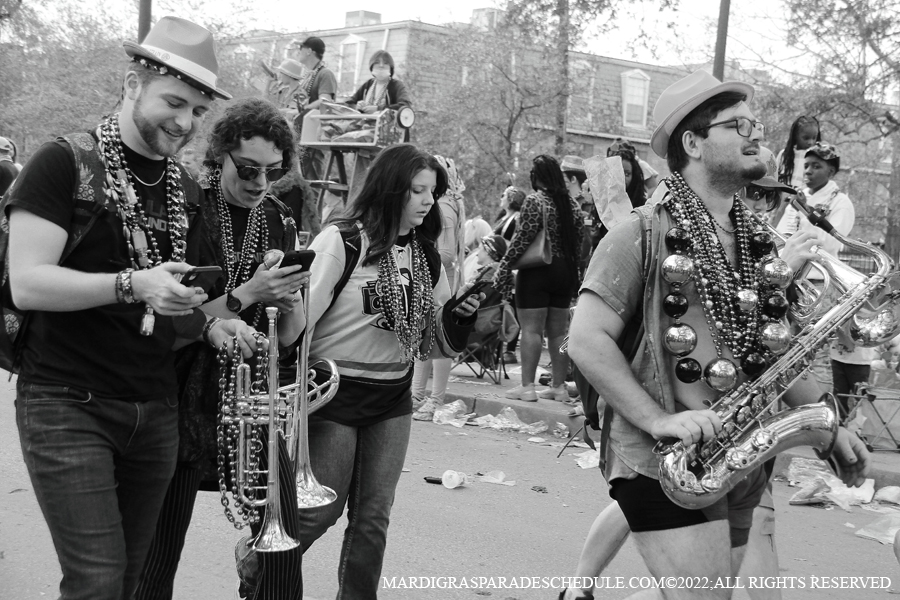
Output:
[{"xmin": 3, "ymin": 357, "xmax": 900, "ymax": 599}]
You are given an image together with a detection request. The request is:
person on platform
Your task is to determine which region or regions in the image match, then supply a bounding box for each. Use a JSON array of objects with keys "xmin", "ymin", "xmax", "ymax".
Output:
[
  {"xmin": 293, "ymin": 36, "xmax": 337, "ymax": 182},
  {"xmin": 6, "ymin": 17, "xmax": 260, "ymax": 600},
  {"xmin": 347, "ymin": 50, "xmax": 412, "ymax": 114},
  {"xmin": 567, "ymin": 69, "xmax": 869, "ymax": 600}
]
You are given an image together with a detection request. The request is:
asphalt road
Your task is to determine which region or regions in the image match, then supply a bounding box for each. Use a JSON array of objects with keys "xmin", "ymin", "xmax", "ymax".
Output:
[{"xmin": 1, "ymin": 376, "xmax": 899, "ymax": 600}]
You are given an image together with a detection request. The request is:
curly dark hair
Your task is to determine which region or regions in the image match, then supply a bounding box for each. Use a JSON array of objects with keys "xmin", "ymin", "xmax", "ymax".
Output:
[
  {"xmin": 529, "ymin": 154, "xmax": 581, "ymax": 293},
  {"xmin": 203, "ymin": 98, "xmax": 295, "ymax": 170},
  {"xmin": 609, "ymin": 150, "xmax": 646, "ymax": 207},
  {"xmin": 336, "ymin": 144, "xmax": 447, "ymax": 266}
]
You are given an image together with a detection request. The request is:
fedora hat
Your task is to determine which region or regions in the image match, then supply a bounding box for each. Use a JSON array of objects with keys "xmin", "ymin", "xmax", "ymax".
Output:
[
  {"xmin": 560, "ymin": 155, "xmax": 585, "ymax": 173},
  {"xmin": 123, "ymin": 16, "xmax": 231, "ymax": 100},
  {"xmin": 650, "ymin": 70, "xmax": 754, "ymax": 159},
  {"xmin": 276, "ymin": 59, "xmax": 304, "ymax": 80}
]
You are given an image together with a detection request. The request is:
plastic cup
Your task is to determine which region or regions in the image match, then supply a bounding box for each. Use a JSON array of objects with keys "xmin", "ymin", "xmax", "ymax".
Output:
[{"xmin": 441, "ymin": 470, "xmax": 468, "ymax": 489}]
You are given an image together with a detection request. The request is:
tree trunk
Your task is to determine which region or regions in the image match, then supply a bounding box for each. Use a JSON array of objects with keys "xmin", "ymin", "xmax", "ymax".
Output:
[
  {"xmin": 554, "ymin": 0, "xmax": 569, "ymax": 156},
  {"xmin": 886, "ymin": 126, "xmax": 900, "ymax": 261}
]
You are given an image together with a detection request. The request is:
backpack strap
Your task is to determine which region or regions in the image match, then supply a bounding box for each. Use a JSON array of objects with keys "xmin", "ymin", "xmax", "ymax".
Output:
[
  {"xmin": 326, "ymin": 222, "xmax": 363, "ymax": 313},
  {"xmin": 57, "ymin": 133, "xmax": 112, "ymax": 261}
]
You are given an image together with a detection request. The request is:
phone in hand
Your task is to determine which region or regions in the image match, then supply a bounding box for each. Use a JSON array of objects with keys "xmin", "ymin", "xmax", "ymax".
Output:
[
  {"xmin": 279, "ymin": 249, "xmax": 316, "ymax": 271},
  {"xmin": 445, "ymin": 280, "xmax": 492, "ymax": 314},
  {"xmin": 182, "ymin": 266, "xmax": 222, "ymax": 291}
]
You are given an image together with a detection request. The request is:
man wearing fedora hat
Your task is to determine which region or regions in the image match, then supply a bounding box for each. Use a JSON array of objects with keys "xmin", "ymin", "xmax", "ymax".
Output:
[
  {"xmin": 567, "ymin": 70, "xmax": 869, "ymax": 598},
  {"xmin": 5, "ymin": 16, "xmax": 261, "ymax": 600}
]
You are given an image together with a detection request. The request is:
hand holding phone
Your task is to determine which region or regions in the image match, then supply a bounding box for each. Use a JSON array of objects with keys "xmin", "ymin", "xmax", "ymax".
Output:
[
  {"xmin": 279, "ymin": 249, "xmax": 316, "ymax": 272},
  {"xmin": 444, "ymin": 280, "xmax": 491, "ymax": 314},
  {"xmin": 182, "ymin": 266, "xmax": 223, "ymax": 291}
]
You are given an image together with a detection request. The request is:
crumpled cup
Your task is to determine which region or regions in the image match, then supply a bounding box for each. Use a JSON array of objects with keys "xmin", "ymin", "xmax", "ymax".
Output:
[
  {"xmin": 441, "ymin": 470, "xmax": 468, "ymax": 489},
  {"xmin": 433, "ymin": 399, "xmax": 470, "ymax": 428}
]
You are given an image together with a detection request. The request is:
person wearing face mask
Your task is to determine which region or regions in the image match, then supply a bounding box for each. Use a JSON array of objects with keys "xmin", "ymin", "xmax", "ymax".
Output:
[{"xmin": 347, "ymin": 50, "xmax": 411, "ymax": 114}]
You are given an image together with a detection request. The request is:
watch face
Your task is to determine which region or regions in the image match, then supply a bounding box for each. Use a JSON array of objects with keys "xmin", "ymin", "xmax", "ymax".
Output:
[
  {"xmin": 396, "ymin": 106, "xmax": 415, "ymax": 128},
  {"xmin": 226, "ymin": 292, "xmax": 242, "ymax": 313}
]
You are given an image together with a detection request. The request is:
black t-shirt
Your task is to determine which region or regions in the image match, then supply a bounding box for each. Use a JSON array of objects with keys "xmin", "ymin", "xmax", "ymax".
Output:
[
  {"xmin": 0, "ymin": 160, "xmax": 17, "ymax": 196},
  {"xmin": 8, "ymin": 135, "xmax": 199, "ymax": 401}
]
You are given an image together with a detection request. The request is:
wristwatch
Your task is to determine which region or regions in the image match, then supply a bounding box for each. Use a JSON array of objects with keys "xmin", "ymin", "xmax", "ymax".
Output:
[{"xmin": 226, "ymin": 290, "xmax": 242, "ymax": 313}]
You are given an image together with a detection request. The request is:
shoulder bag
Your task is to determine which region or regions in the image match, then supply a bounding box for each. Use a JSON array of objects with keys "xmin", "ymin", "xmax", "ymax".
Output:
[{"xmin": 511, "ymin": 198, "xmax": 551, "ymax": 269}]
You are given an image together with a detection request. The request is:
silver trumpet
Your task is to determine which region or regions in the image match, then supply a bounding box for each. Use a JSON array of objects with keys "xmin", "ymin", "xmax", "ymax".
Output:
[{"xmin": 292, "ymin": 278, "xmax": 339, "ymax": 508}]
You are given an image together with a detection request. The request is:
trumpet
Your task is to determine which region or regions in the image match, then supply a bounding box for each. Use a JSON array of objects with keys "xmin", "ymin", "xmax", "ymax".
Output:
[{"xmin": 217, "ymin": 290, "xmax": 340, "ymax": 550}]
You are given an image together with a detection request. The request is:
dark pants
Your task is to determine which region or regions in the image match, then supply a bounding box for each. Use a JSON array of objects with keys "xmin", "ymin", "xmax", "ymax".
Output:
[
  {"xmin": 135, "ymin": 433, "xmax": 302, "ymax": 600},
  {"xmin": 832, "ymin": 359, "xmax": 871, "ymax": 420},
  {"xmin": 298, "ymin": 413, "xmax": 412, "ymax": 600},
  {"xmin": 15, "ymin": 381, "xmax": 179, "ymax": 600}
]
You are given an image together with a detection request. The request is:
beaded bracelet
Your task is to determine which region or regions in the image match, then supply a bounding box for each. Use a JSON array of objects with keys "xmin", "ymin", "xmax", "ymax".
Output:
[
  {"xmin": 121, "ymin": 268, "xmax": 136, "ymax": 304},
  {"xmin": 202, "ymin": 317, "xmax": 222, "ymax": 347},
  {"xmin": 114, "ymin": 271, "xmax": 126, "ymax": 304}
]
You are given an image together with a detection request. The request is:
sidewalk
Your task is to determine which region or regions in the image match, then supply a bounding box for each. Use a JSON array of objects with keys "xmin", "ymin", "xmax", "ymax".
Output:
[{"xmin": 433, "ymin": 350, "xmax": 900, "ymax": 489}]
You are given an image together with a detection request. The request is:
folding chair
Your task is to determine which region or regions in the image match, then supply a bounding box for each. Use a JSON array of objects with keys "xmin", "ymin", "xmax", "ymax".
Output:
[
  {"xmin": 847, "ymin": 380, "xmax": 900, "ymax": 453},
  {"xmin": 452, "ymin": 294, "xmax": 515, "ymax": 384}
]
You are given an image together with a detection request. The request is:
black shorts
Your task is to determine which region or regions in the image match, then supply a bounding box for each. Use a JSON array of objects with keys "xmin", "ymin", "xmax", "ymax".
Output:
[
  {"xmin": 609, "ymin": 465, "xmax": 767, "ymax": 548},
  {"xmin": 515, "ymin": 255, "xmax": 576, "ymax": 309}
]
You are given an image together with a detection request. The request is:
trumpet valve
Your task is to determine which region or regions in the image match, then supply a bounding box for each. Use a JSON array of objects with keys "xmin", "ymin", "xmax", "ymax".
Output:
[{"xmin": 725, "ymin": 447, "xmax": 753, "ymax": 470}]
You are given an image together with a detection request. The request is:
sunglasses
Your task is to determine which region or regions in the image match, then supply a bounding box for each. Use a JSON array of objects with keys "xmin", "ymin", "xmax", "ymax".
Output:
[
  {"xmin": 227, "ymin": 151, "xmax": 287, "ymax": 182},
  {"xmin": 745, "ymin": 185, "xmax": 780, "ymax": 211},
  {"xmin": 696, "ymin": 117, "xmax": 765, "ymax": 138}
]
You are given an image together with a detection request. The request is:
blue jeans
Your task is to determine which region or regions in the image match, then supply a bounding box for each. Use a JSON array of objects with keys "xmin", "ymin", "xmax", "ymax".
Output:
[
  {"xmin": 298, "ymin": 413, "xmax": 411, "ymax": 599},
  {"xmin": 15, "ymin": 381, "xmax": 179, "ymax": 600}
]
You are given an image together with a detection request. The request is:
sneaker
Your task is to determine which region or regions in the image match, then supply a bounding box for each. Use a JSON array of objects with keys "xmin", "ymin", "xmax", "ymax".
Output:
[
  {"xmin": 502, "ymin": 352, "xmax": 518, "ymax": 364},
  {"xmin": 505, "ymin": 384, "xmax": 537, "ymax": 402},
  {"xmin": 411, "ymin": 396, "xmax": 427, "ymax": 412},
  {"xmin": 413, "ymin": 397, "xmax": 442, "ymax": 421},
  {"xmin": 538, "ymin": 385, "xmax": 569, "ymax": 402}
]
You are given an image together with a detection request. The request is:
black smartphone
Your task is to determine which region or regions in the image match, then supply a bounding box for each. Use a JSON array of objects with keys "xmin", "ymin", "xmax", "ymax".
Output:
[
  {"xmin": 279, "ymin": 249, "xmax": 316, "ymax": 271},
  {"xmin": 445, "ymin": 280, "xmax": 492, "ymax": 313},
  {"xmin": 182, "ymin": 265, "xmax": 222, "ymax": 290}
]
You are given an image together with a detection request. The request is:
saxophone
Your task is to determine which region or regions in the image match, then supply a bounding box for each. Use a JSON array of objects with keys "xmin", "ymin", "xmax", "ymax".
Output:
[{"xmin": 656, "ymin": 204, "xmax": 900, "ymax": 510}]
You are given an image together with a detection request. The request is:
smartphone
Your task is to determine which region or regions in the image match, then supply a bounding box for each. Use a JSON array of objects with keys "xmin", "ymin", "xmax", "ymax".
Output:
[
  {"xmin": 182, "ymin": 265, "xmax": 222, "ymax": 290},
  {"xmin": 445, "ymin": 280, "xmax": 492, "ymax": 313},
  {"xmin": 279, "ymin": 249, "xmax": 316, "ymax": 271},
  {"xmin": 297, "ymin": 231, "xmax": 311, "ymax": 250}
]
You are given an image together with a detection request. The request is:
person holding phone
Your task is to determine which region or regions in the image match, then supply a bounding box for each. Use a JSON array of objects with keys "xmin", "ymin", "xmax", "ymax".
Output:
[
  {"xmin": 137, "ymin": 98, "xmax": 309, "ymax": 600},
  {"xmin": 300, "ymin": 144, "xmax": 481, "ymax": 598}
]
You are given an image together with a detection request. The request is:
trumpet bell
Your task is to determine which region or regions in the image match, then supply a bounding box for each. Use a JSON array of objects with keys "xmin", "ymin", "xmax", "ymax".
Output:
[{"xmin": 850, "ymin": 296, "xmax": 900, "ymax": 346}]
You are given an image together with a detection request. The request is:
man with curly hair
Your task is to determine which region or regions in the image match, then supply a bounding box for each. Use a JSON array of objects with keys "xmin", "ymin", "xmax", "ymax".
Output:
[{"xmin": 135, "ymin": 97, "xmax": 309, "ymax": 600}]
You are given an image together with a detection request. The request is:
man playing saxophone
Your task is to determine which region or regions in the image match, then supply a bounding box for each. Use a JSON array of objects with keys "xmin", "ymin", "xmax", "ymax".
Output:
[{"xmin": 568, "ymin": 70, "xmax": 870, "ymax": 600}]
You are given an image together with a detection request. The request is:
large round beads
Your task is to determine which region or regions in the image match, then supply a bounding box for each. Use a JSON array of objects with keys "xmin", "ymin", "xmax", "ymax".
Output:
[
  {"xmin": 704, "ymin": 358, "xmax": 739, "ymax": 391},
  {"xmin": 675, "ymin": 358, "xmax": 702, "ymax": 383},
  {"xmin": 663, "ymin": 292, "xmax": 689, "ymax": 319},
  {"xmin": 762, "ymin": 293, "xmax": 789, "ymax": 320},
  {"xmin": 664, "ymin": 324, "xmax": 698, "ymax": 357},
  {"xmin": 665, "ymin": 227, "xmax": 692, "ymax": 252},
  {"xmin": 759, "ymin": 321, "xmax": 791, "ymax": 354},
  {"xmin": 662, "ymin": 254, "xmax": 694, "ymax": 285},
  {"xmin": 760, "ymin": 258, "xmax": 793, "ymax": 289},
  {"xmin": 735, "ymin": 289, "xmax": 758, "ymax": 313},
  {"xmin": 749, "ymin": 231, "xmax": 775, "ymax": 257}
]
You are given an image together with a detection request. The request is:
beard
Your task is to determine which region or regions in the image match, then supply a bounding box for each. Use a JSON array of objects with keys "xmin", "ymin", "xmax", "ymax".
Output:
[
  {"xmin": 743, "ymin": 159, "xmax": 768, "ymax": 182},
  {"xmin": 132, "ymin": 92, "xmax": 195, "ymax": 158}
]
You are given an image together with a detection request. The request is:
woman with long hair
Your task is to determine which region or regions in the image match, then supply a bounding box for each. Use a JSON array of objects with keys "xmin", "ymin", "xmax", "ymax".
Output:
[
  {"xmin": 493, "ymin": 154, "xmax": 584, "ymax": 402},
  {"xmin": 608, "ymin": 148, "xmax": 646, "ymax": 208},
  {"xmin": 772, "ymin": 115, "xmax": 820, "ymax": 228},
  {"xmin": 299, "ymin": 143, "xmax": 481, "ymax": 597}
]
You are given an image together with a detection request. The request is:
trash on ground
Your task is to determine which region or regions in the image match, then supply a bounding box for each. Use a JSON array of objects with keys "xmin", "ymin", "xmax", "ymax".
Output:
[
  {"xmin": 531, "ymin": 485, "xmax": 548, "ymax": 493},
  {"xmin": 447, "ymin": 376, "xmax": 492, "ymax": 386},
  {"xmin": 479, "ymin": 470, "xmax": 516, "ymax": 486},
  {"xmin": 401, "ymin": 467, "xmax": 410, "ymax": 472},
  {"xmin": 875, "ymin": 486, "xmax": 900, "ymax": 505},
  {"xmin": 844, "ymin": 522, "xmax": 856, "ymax": 528},
  {"xmin": 432, "ymin": 400, "xmax": 472, "ymax": 428},
  {"xmin": 552, "ymin": 422, "xmax": 570, "ymax": 438},
  {"xmin": 471, "ymin": 406, "xmax": 548, "ymax": 434},
  {"xmin": 855, "ymin": 513, "xmax": 900, "ymax": 545},
  {"xmin": 441, "ymin": 470, "xmax": 469, "ymax": 489},
  {"xmin": 528, "ymin": 437, "xmax": 546, "ymax": 443},
  {"xmin": 787, "ymin": 457, "xmax": 874, "ymax": 511},
  {"xmin": 574, "ymin": 449, "xmax": 600, "ymax": 469}
]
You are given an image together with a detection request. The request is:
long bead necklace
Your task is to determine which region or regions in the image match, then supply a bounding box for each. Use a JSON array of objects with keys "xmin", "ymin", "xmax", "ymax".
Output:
[
  {"xmin": 209, "ymin": 168, "xmax": 268, "ymax": 328},
  {"xmin": 376, "ymin": 230, "xmax": 435, "ymax": 363},
  {"xmin": 661, "ymin": 172, "xmax": 793, "ymax": 392},
  {"xmin": 96, "ymin": 114, "xmax": 189, "ymax": 335}
]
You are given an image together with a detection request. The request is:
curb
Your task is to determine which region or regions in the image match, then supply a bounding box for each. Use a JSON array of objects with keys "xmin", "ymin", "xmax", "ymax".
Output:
[{"xmin": 439, "ymin": 388, "xmax": 900, "ymax": 489}]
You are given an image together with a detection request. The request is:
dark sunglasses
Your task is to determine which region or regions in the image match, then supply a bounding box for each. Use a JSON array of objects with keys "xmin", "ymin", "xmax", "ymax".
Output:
[
  {"xmin": 227, "ymin": 151, "xmax": 287, "ymax": 182},
  {"xmin": 746, "ymin": 185, "xmax": 780, "ymax": 211}
]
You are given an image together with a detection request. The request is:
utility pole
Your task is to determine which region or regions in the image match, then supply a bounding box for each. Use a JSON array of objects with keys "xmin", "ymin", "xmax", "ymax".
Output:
[
  {"xmin": 138, "ymin": 0, "xmax": 152, "ymax": 42},
  {"xmin": 554, "ymin": 0, "xmax": 569, "ymax": 156},
  {"xmin": 712, "ymin": 0, "xmax": 730, "ymax": 81}
]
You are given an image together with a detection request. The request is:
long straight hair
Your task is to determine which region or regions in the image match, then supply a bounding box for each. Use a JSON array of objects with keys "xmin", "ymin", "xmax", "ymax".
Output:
[
  {"xmin": 778, "ymin": 116, "xmax": 820, "ymax": 185},
  {"xmin": 530, "ymin": 154, "xmax": 581, "ymax": 290},
  {"xmin": 337, "ymin": 144, "xmax": 447, "ymax": 266}
]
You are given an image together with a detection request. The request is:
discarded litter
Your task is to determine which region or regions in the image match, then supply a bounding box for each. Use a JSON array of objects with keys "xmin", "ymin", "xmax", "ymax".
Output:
[
  {"xmin": 574, "ymin": 449, "xmax": 600, "ymax": 469},
  {"xmin": 479, "ymin": 470, "xmax": 516, "ymax": 486},
  {"xmin": 531, "ymin": 485, "xmax": 548, "ymax": 494},
  {"xmin": 786, "ymin": 457, "xmax": 874, "ymax": 511},
  {"xmin": 855, "ymin": 513, "xmax": 900, "ymax": 545},
  {"xmin": 433, "ymin": 400, "xmax": 472, "ymax": 428},
  {"xmin": 528, "ymin": 437, "xmax": 546, "ymax": 443},
  {"xmin": 875, "ymin": 486, "xmax": 900, "ymax": 506},
  {"xmin": 442, "ymin": 470, "xmax": 469, "ymax": 489},
  {"xmin": 471, "ymin": 406, "xmax": 548, "ymax": 434},
  {"xmin": 552, "ymin": 422, "xmax": 570, "ymax": 438}
]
